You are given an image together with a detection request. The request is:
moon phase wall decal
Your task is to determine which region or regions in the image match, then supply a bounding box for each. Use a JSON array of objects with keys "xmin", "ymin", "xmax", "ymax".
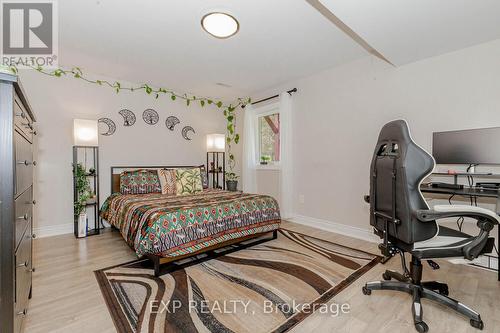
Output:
[
  {"xmin": 181, "ymin": 126, "xmax": 195, "ymax": 140},
  {"xmin": 142, "ymin": 109, "xmax": 159, "ymax": 125},
  {"xmin": 98, "ymin": 118, "xmax": 116, "ymax": 136},
  {"xmin": 165, "ymin": 116, "xmax": 180, "ymax": 131},
  {"xmin": 119, "ymin": 109, "xmax": 136, "ymax": 126}
]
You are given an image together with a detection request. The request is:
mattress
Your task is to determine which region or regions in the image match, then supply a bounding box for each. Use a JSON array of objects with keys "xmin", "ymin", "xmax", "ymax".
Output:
[{"xmin": 100, "ymin": 189, "xmax": 281, "ymax": 258}]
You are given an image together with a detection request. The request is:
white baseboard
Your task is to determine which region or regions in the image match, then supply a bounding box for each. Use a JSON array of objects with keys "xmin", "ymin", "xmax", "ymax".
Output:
[
  {"xmin": 288, "ymin": 214, "xmax": 379, "ymax": 243},
  {"xmin": 34, "ymin": 223, "xmax": 73, "ymax": 238}
]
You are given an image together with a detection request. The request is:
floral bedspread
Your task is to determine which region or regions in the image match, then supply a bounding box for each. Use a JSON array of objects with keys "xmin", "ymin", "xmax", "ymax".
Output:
[{"xmin": 100, "ymin": 189, "xmax": 281, "ymax": 258}]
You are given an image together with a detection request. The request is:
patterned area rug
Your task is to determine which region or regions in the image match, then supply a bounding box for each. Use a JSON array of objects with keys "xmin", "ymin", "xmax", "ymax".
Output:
[{"xmin": 95, "ymin": 229, "xmax": 381, "ymax": 333}]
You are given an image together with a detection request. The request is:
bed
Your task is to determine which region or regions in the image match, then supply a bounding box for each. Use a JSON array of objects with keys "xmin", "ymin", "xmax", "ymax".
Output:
[{"xmin": 100, "ymin": 166, "xmax": 281, "ymax": 276}]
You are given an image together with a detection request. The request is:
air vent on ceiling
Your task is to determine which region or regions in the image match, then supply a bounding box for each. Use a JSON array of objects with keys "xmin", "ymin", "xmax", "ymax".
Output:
[{"xmin": 216, "ymin": 82, "xmax": 232, "ymax": 88}]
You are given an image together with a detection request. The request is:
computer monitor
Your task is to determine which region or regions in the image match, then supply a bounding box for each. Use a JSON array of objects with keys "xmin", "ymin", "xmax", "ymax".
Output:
[{"xmin": 432, "ymin": 127, "xmax": 500, "ymax": 165}]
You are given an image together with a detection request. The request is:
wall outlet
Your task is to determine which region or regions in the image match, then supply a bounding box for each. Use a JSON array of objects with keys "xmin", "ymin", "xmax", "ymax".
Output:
[{"xmin": 299, "ymin": 194, "xmax": 305, "ymax": 204}]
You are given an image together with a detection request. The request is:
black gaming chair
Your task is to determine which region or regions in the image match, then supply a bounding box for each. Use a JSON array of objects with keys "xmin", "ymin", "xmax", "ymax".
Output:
[{"xmin": 362, "ymin": 120, "xmax": 498, "ymax": 332}]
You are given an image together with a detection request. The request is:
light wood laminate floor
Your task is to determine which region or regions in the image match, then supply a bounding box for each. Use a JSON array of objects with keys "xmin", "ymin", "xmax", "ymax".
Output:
[{"xmin": 24, "ymin": 221, "xmax": 500, "ymax": 333}]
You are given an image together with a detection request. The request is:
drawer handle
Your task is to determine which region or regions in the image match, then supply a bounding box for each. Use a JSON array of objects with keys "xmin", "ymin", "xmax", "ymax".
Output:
[
  {"xmin": 17, "ymin": 214, "xmax": 28, "ymax": 220},
  {"xmin": 16, "ymin": 112, "xmax": 26, "ymax": 119},
  {"xmin": 17, "ymin": 160, "xmax": 35, "ymax": 166},
  {"xmin": 29, "ymin": 268, "xmax": 36, "ymax": 273},
  {"xmin": 32, "ymin": 233, "xmax": 36, "ymax": 239},
  {"xmin": 17, "ymin": 261, "xmax": 28, "ymax": 268},
  {"xmin": 32, "ymin": 200, "xmax": 36, "ymax": 205},
  {"xmin": 27, "ymin": 124, "xmax": 37, "ymax": 135},
  {"xmin": 17, "ymin": 309, "xmax": 27, "ymax": 316}
]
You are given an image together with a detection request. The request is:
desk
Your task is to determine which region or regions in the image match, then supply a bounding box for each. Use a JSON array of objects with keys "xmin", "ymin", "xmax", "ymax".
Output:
[{"xmin": 421, "ymin": 184, "xmax": 500, "ymax": 281}]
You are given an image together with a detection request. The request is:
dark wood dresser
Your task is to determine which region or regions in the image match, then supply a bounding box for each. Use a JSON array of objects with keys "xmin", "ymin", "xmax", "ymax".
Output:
[{"xmin": 0, "ymin": 72, "xmax": 36, "ymax": 333}]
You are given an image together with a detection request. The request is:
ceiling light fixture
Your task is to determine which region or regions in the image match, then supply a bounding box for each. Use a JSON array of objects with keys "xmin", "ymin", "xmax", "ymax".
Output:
[{"xmin": 201, "ymin": 12, "xmax": 239, "ymax": 39}]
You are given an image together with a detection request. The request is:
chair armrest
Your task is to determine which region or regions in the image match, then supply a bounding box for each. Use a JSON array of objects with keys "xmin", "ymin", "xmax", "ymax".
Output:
[
  {"xmin": 417, "ymin": 205, "xmax": 498, "ymax": 260},
  {"xmin": 417, "ymin": 205, "xmax": 500, "ymax": 225}
]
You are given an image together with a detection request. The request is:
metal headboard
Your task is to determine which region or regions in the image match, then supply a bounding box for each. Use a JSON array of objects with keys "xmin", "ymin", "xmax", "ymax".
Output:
[{"xmin": 110, "ymin": 165, "xmax": 202, "ymax": 194}]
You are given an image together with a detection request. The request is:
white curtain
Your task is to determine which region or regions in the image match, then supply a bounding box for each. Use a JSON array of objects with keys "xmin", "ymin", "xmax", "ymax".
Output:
[
  {"xmin": 279, "ymin": 92, "xmax": 293, "ymax": 219},
  {"xmin": 242, "ymin": 104, "xmax": 257, "ymax": 193}
]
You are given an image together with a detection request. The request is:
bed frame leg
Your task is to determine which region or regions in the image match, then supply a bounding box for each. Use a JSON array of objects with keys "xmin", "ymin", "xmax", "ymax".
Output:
[
  {"xmin": 153, "ymin": 257, "xmax": 160, "ymax": 277},
  {"xmin": 272, "ymin": 229, "xmax": 278, "ymax": 239}
]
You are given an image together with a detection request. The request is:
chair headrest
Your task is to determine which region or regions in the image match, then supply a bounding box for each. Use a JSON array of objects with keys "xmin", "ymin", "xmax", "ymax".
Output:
[{"xmin": 377, "ymin": 120, "xmax": 412, "ymax": 145}]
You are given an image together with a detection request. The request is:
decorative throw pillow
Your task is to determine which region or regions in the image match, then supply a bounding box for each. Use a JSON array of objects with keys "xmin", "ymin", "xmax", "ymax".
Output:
[
  {"xmin": 120, "ymin": 169, "xmax": 161, "ymax": 195},
  {"xmin": 199, "ymin": 165, "xmax": 209, "ymax": 189},
  {"xmin": 175, "ymin": 168, "xmax": 203, "ymax": 195},
  {"xmin": 158, "ymin": 169, "xmax": 177, "ymax": 195}
]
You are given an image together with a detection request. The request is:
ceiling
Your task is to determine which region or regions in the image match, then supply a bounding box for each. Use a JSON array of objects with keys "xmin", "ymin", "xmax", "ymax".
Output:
[
  {"xmin": 57, "ymin": 0, "xmax": 366, "ymax": 100},
  {"xmin": 55, "ymin": 0, "xmax": 500, "ymax": 100},
  {"xmin": 318, "ymin": 0, "xmax": 500, "ymax": 66}
]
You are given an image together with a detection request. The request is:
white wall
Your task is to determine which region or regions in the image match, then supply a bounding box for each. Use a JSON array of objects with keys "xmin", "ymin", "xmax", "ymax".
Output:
[
  {"xmin": 250, "ymin": 39, "xmax": 500, "ymax": 239},
  {"xmin": 18, "ymin": 70, "xmax": 227, "ymax": 236},
  {"xmin": 256, "ymin": 169, "xmax": 281, "ymax": 204}
]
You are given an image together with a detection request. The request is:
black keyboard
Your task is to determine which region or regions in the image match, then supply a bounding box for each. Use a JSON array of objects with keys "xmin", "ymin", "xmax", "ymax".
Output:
[
  {"xmin": 476, "ymin": 182, "xmax": 500, "ymax": 189},
  {"xmin": 430, "ymin": 182, "xmax": 464, "ymax": 190}
]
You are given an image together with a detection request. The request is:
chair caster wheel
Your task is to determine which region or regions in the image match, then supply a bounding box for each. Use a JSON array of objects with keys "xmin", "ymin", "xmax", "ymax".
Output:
[
  {"xmin": 362, "ymin": 286, "xmax": 371, "ymax": 295},
  {"xmin": 470, "ymin": 319, "xmax": 484, "ymax": 330},
  {"xmin": 382, "ymin": 272, "xmax": 392, "ymax": 280},
  {"xmin": 439, "ymin": 286, "xmax": 449, "ymax": 296},
  {"xmin": 415, "ymin": 322, "xmax": 429, "ymax": 333}
]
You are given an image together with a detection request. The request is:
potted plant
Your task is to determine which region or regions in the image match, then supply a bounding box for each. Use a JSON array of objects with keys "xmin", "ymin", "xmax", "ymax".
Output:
[
  {"xmin": 225, "ymin": 172, "xmax": 239, "ymax": 191},
  {"xmin": 74, "ymin": 163, "xmax": 94, "ymax": 238},
  {"xmin": 260, "ymin": 155, "xmax": 271, "ymax": 165}
]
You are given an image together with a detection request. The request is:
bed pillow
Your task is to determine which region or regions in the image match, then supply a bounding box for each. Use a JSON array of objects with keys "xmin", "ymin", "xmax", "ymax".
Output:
[
  {"xmin": 175, "ymin": 168, "xmax": 203, "ymax": 195},
  {"xmin": 120, "ymin": 169, "xmax": 161, "ymax": 194},
  {"xmin": 158, "ymin": 169, "xmax": 177, "ymax": 195},
  {"xmin": 199, "ymin": 165, "xmax": 209, "ymax": 189}
]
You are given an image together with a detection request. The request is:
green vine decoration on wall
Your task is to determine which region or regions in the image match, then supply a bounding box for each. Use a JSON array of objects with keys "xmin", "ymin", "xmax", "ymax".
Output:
[
  {"xmin": 6, "ymin": 65, "xmax": 249, "ymax": 174},
  {"xmin": 223, "ymin": 104, "xmax": 239, "ymax": 172}
]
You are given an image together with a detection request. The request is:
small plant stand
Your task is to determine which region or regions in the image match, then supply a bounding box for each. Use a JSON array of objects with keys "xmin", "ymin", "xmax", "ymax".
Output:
[
  {"xmin": 206, "ymin": 152, "xmax": 226, "ymax": 189},
  {"xmin": 73, "ymin": 146, "xmax": 101, "ymax": 237}
]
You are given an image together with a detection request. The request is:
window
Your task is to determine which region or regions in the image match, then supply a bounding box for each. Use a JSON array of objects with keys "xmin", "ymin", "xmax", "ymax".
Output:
[{"xmin": 256, "ymin": 106, "xmax": 280, "ymax": 165}]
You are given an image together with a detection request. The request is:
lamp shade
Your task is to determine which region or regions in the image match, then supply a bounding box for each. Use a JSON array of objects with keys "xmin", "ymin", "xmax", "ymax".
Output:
[
  {"xmin": 206, "ymin": 134, "xmax": 225, "ymax": 152},
  {"xmin": 73, "ymin": 119, "xmax": 98, "ymax": 146}
]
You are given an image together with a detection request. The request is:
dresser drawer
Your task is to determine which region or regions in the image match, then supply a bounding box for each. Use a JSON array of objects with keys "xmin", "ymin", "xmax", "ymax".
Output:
[
  {"xmin": 14, "ymin": 97, "xmax": 34, "ymax": 142},
  {"xmin": 14, "ymin": 294, "xmax": 28, "ymax": 333},
  {"xmin": 15, "ymin": 130, "xmax": 34, "ymax": 196},
  {"xmin": 15, "ymin": 187, "xmax": 33, "ymax": 250},
  {"xmin": 14, "ymin": 225, "xmax": 32, "ymax": 333}
]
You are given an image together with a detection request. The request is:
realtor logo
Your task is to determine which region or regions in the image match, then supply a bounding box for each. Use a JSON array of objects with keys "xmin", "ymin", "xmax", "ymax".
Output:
[{"xmin": 1, "ymin": 0, "xmax": 58, "ymax": 68}]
